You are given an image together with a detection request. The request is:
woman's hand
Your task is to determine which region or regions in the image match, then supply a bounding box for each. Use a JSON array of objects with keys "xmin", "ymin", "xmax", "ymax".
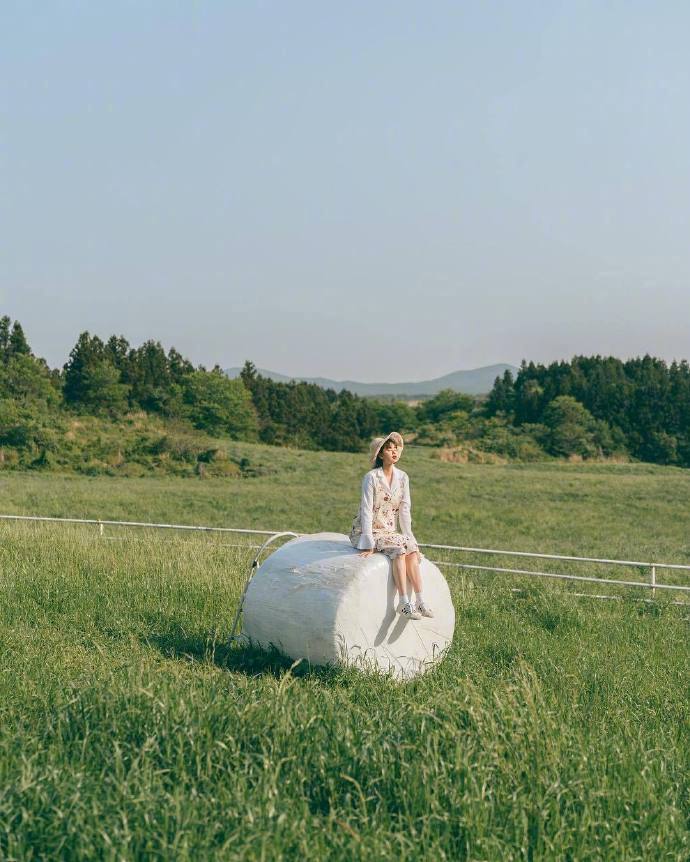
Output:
[{"xmin": 359, "ymin": 549, "xmax": 375, "ymax": 558}]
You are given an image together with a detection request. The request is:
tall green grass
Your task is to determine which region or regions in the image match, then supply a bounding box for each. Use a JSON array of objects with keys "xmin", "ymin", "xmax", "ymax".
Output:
[
  {"xmin": 1, "ymin": 521, "xmax": 688, "ymax": 860},
  {"xmin": 3, "ymin": 442, "xmax": 690, "ymax": 560}
]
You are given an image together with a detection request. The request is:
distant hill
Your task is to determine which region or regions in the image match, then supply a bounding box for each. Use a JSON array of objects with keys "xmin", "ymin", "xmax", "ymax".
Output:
[{"xmin": 224, "ymin": 363, "xmax": 519, "ymax": 396}]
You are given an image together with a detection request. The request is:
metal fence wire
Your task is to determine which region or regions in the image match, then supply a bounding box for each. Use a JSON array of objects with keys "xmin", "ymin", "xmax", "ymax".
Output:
[{"xmin": 1, "ymin": 513, "xmax": 689, "ymax": 604}]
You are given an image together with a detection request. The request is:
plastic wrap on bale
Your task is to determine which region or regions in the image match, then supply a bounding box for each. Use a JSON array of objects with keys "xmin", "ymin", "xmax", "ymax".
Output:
[{"xmin": 242, "ymin": 532, "xmax": 455, "ymax": 679}]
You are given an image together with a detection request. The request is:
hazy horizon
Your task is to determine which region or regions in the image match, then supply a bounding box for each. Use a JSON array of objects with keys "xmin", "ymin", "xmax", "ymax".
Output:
[{"xmin": 3, "ymin": 3, "xmax": 689, "ymax": 379}]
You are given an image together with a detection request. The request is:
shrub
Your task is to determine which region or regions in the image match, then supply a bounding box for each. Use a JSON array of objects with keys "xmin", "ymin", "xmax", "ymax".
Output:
[{"xmin": 542, "ymin": 396, "xmax": 620, "ymax": 459}]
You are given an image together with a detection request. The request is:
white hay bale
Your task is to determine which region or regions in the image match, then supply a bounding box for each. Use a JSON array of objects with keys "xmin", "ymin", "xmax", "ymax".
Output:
[{"xmin": 242, "ymin": 532, "xmax": 455, "ymax": 679}]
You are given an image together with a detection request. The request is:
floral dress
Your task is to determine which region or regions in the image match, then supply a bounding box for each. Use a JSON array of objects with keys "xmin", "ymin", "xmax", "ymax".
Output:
[{"xmin": 349, "ymin": 467, "xmax": 420, "ymax": 559}]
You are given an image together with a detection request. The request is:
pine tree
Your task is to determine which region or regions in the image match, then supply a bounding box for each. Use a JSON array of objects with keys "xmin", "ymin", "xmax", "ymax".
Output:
[
  {"xmin": 104, "ymin": 335, "xmax": 130, "ymax": 371},
  {"xmin": 240, "ymin": 360, "xmax": 257, "ymax": 386},
  {"xmin": 168, "ymin": 347, "xmax": 194, "ymax": 384},
  {"xmin": 125, "ymin": 340, "xmax": 173, "ymax": 412},
  {"xmin": 9, "ymin": 321, "xmax": 31, "ymax": 357},
  {"xmin": 63, "ymin": 332, "xmax": 129, "ymax": 413},
  {"xmin": 0, "ymin": 316, "xmax": 10, "ymax": 363},
  {"xmin": 485, "ymin": 370, "xmax": 515, "ymax": 416}
]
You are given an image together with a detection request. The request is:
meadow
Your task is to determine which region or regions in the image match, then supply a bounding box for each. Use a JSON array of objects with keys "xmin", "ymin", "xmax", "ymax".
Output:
[{"xmin": 0, "ymin": 444, "xmax": 688, "ymax": 860}]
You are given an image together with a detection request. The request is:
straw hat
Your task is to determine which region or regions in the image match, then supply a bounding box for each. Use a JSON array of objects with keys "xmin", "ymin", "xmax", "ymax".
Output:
[{"xmin": 368, "ymin": 432, "xmax": 404, "ymax": 467}]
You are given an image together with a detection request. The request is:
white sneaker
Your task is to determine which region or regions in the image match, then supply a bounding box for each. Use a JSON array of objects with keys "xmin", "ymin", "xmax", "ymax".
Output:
[
  {"xmin": 400, "ymin": 602, "xmax": 422, "ymax": 620},
  {"xmin": 416, "ymin": 603, "xmax": 434, "ymax": 618}
]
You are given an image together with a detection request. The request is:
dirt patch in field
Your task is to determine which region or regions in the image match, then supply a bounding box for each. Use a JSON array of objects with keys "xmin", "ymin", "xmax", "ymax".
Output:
[{"xmin": 433, "ymin": 446, "xmax": 507, "ymax": 465}]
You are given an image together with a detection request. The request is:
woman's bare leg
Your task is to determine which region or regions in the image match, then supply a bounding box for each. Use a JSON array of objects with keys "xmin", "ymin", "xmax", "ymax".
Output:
[
  {"xmin": 392, "ymin": 554, "xmax": 408, "ymax": 600},
  {"xmin": 405, "ymin": 551, "xmax": 422, "ymax": 594}
]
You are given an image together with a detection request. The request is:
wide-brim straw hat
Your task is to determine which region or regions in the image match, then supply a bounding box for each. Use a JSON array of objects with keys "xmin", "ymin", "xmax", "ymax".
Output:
[{"xmin": 369, "ymin": 432, "xmax": 404, "ymax": 467}]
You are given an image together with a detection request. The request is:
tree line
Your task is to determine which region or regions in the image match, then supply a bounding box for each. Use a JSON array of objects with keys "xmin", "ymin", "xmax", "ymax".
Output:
[
  {"xmin": 0, "ymin": 317, "xmax": 419, "ymax": 460},
  {"xmin": 485, "ymin": 356, "xmax": 690, "ymax": 465},
  {"xmin": 2, "ymin": 315, "xmax": 690, "ymax": 468}
]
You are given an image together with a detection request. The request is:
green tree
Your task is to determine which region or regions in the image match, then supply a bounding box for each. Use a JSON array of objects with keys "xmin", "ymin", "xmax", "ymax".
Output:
[
  {"xmin": 9, "ymin": 321, "xmax": 31, "ymax": 357},
  {"xmin": 0, "ymin": 354, "xmax": 58, "ymax": 408},
  {"xmin": 0, "ymin": 316, "xmax": 10, "ymax": 363},
  {"xmin": 125, "ymin": 340, "xmax": 175, "ymax": 413},
  {"xmin": 369, "ymin": 399, "xmax": 416, "ymax": 435},
  {"xmin": 239, "ymin": 360, "xmax": 257, "ymax": 387},
  {"xmin": 643, "ymin": 431, "xmax": 678, "ymax": 465},
  {"xmin": 0, "ymin": 398, "xmax": 60, "ymax": 455},
  {"xmin": 542, "ymin": 396, "xmax": 615, "ymax": 458},
  {"xmin": 168, "ymin": 347, "xmax": 194, "ymax": 384},
  {"xmin": 514, "ymin": 375, "xmax": 545, "ymax": 425},
  {"xmin": 0, "ymin": 399, "xmax": 31, "ymax": 448},
  {"xmin": 485, "ymin": 370, "xmax": 515, "ymax": 416},
  {"xmin": 417, "ymin": 389, "xmax": 475, "ymax": 423},
  {"xmin": 0, "ymin": 317, "xmax": 32, "ymax": 363},
  {"xmin": 104, "ymin": 335, "xmax": 131, "ymax": 371},
  {"xmin": 321, "ymin": 390, "xmax": 362, "ymax": 451},
  {"xmin": 183, "ymin": 369, "xmax": 258, "ymax": 438},
  {"xmin": 63, "ymin": 332, "xmax": 129, "ymax": 414}
]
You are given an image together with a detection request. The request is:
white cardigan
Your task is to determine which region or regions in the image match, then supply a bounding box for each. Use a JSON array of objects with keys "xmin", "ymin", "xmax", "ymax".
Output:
[{"xmin": 355, "ymin": 466, "xmax": 416, "ymax": 550}]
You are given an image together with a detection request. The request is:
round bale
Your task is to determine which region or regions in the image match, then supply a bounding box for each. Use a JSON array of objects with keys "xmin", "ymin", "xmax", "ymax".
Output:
[{"xmin": 242, "ymin": 532, "xmax": 455, "ymax": 679}]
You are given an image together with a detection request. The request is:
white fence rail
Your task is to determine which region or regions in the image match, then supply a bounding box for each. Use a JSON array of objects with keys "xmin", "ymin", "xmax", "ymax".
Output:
[
  {"xmin": 1, "ymin": 513, "xmax": 689, "ymax": 602},
  {"xmin": 420, "ymin": 541, "xmax": 690, "ymax": 598},
  {"xmin": 0, "ymin": 513, "xmax": 281, "ymax": 538}
]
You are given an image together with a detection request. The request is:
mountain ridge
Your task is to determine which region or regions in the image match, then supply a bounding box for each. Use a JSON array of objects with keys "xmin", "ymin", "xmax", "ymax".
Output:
[{"xmin": 225, "ymin": 363, "xmax": 519, "ymax": 396}]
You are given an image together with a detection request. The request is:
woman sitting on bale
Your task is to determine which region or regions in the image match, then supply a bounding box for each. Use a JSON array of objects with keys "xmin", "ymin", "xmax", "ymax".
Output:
[{"xmin": 350, "ymin": 432, "xmax": 433, "ymax": 621}]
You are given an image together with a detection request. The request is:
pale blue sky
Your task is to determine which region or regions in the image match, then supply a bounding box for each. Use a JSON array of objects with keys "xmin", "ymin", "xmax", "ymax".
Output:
[{"xmin": 2, "ymin": 2, "xmax": 689, "ymax": 381}]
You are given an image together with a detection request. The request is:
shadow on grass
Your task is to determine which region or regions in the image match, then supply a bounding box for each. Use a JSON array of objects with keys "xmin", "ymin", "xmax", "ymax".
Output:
[{"xmin": 143, "ymin": 618, "xmax": 338, "ymax": 680}]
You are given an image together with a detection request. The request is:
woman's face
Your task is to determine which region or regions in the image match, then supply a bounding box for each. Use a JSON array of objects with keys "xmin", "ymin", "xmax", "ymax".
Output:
[{"xmin": 380, "ymin": 440, "xmax": 400, "ymax": 466}]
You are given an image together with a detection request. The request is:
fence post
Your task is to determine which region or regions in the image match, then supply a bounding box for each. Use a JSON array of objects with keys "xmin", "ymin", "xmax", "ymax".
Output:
[
  {"xmin": 98, "ymin": 519, "xmax": 104, "ymax": 537},
  {"xmin": 650, "ymin": 565, "xmax": 656, "ymax": 599}
]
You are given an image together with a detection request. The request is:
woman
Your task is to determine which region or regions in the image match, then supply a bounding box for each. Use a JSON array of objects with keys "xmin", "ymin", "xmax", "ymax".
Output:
[{"xmin": 350, "ymin": 431, "xmax": 433, "ymax": 620}]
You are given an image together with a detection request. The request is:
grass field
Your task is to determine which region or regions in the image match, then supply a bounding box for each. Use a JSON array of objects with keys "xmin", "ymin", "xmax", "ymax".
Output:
[
  {"xmin": 3, "ymin": 441, "xmax": 690, "ymax": 558},
  {"xmin": 1, "ymin": 445, "xmax": 689, "ymax": 859}
]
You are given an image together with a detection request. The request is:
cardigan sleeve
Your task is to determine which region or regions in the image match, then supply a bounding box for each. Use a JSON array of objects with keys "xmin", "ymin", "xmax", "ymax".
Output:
[
  {"xmin": 356, "ymin": 472, "xmax": 375, "ymax": 550},
  {"xmin": 398, "ymin": 473, "xmax": 417, "ymax": 543}
]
